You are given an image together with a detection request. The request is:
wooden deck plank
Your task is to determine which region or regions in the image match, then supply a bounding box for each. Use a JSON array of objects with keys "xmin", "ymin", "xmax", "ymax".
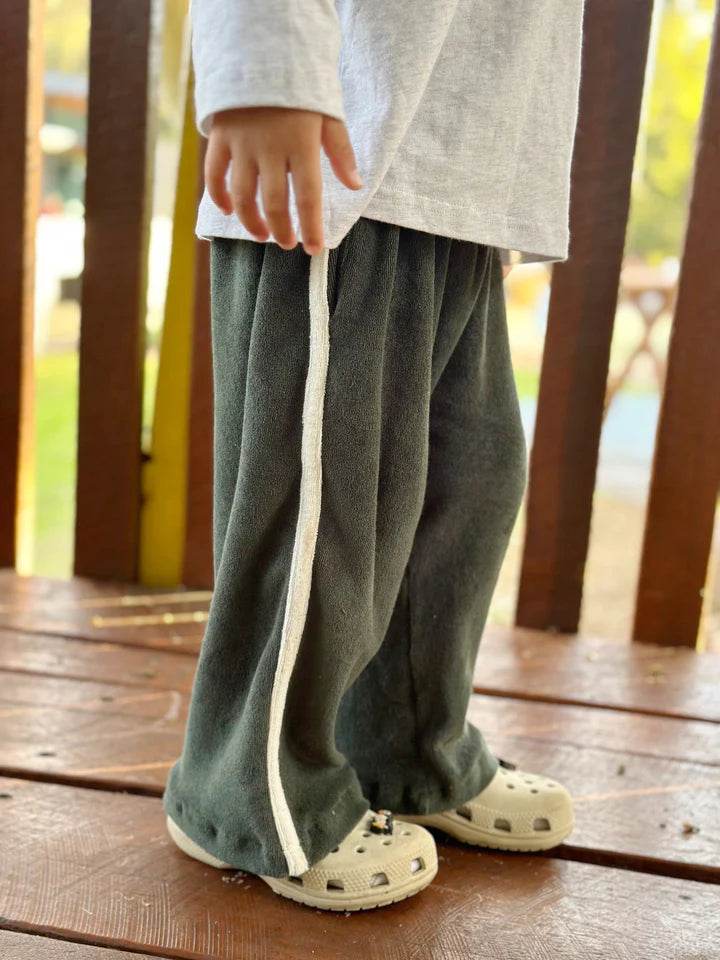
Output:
[
  {"xmin": 488, "ymin": 735, "xmax": 720, "ymax": 882},
  {"xmin": 0, "ymin": 571, "xmax": 200, "ymax": 605},
  {"xmin": 0, "ymin": 673, "xmax": 183, "ymax": 792},
  {"xmin": 2, "ymin": 616, "xmax": 719, "ymax": 725},
  {"xmin": 0, "ymin": 929, "xmax": 170, "ymax": 960},
  {"xmin": 0, "ymin": 633, "xmax": 197, "ymax": 690},
  {"xmin": 2, "ymin": 664, "xmax": 719, "ymax": 770},
  {"xmin": 1, "ymin": 575, "xmax": 719, "ymax": 723},
  {"xmin": 474, "ymin": 625, "xmax": 720, "ymax": 722},
  {"xmin": 1, "ymin": 674, "xmax": 718, "ymax": 879},
  {"xmin": 1, "ymin": 778, "xmax": 717, "ymax": 960},
  {"xmin": 0, "ymin": 572, "xmax": 205, "ymax": 653},
  {"xmin": 466, "ymin": 696, "xmax": 720, "ymax": 769}
]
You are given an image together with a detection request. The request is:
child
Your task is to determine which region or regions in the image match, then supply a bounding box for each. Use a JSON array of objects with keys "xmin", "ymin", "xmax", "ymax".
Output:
[{"xmin": 164, "ymin": 0, "xmax": 585, "ymax": 912}]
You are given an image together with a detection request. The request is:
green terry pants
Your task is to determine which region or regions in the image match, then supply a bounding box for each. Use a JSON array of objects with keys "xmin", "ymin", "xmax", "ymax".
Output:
[{"xmin": 163, "ymin": 216, "xmax": 528, "ymax": 879}]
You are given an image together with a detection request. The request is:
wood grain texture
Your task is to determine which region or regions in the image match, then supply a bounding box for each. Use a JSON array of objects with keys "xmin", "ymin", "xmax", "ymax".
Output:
[
  {"xmin": 0, "ymin": 0, "xmax": 42, "ymax": 568},
  {"xmin": 2, "ymin": 572, "xmax": 720, "ymax": 718},
  {"xmin": 516, "ymin": 0, "xmax": 655, "ymax": 633},
  {"xmin": 487, "ymin": 736, "xmax": 720, "ymax": 882},
  {"xmin": 0, "ymin": 571, "xmax": 194, "ymax": 606},
  {"xmin": 2, "ymin": 569, "xmax": 719, "ymax": 720},
  {"xmin": 474, "ymin": 624, "xmax": 720, "ymax": 722},
  {"xmin": 3, "ymin": 629, "xmax": 718, "ymax": 768},
  {"xmin": 1, "ymin": 779, "xmax": 718, "ymax": 960},
  {"xmin": 5, "ymin": 660, "xmax": 720, "ymax": 766},
  {"xmin": 466, "ymin": 696, "xmax": 720, "ymax": 769},
  {"xmin": 633, "ymin": 9, "xmax": 720, "ymax": 647},
  {"xmin": 0, "ymin": 929, "xmax": 166, "ymax": 960},
  {"xmin": 0, "ymin": 618, "xmax": 202, "ymax": 655},
  {"xmin": 0, "ymin": 572, "xmax": 206, "ymax": 652},
  {"xmin": 1, "ymin": 672, "xmax": 718, "ymax": 878},
  {"xmin": 0, "ymin": 632, "xmax": 198, "ymax": 690},
  {"xmin": 2, "ymin": 655, "xmax": 718, "ymax": 771},
  {"xmin": 74, "ymin": 0, "xmax": 163, "ymax": 580},
  {"xmin": 0, "ymin": 672, "xmax": 185, "ymax": 792}
]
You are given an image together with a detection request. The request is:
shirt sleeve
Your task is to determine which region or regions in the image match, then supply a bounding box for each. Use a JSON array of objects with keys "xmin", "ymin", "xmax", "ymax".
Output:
[{"xmin": 190, "ymin": 0, "xmax": 346, "ymax": 137}]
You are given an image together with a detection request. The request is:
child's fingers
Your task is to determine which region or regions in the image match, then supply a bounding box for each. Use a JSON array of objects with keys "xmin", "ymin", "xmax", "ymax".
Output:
[
  {"xmin": 229, "ymin": 157, "xmax": 269, "ymax": 241},
  {"xmin": 321, "ymin": 117, "xmax": 363, "ymax": 191},
  {"xmin": 258, "ymin": 157, "xmax": 297, "ymax": 250},
  {"xmin": 205, "ymin": 136, "xmax": 233, "ymax": 215},
  {"xmin": 289, "ymin": 150, "xmax": 324, "ymax": 256}
]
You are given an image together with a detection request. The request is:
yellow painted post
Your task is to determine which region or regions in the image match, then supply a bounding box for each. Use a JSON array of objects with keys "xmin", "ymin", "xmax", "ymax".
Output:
[
  {"xmin": 696, "ymin": 518, "xmax": 718, "ymax": 654},
  {"xmin": 12, "ymin": 0, "xmax": 43, "ymax": 575},
  {"xmin": 139, "ymin": 66, "xmax": 199, "ymax": 585}
]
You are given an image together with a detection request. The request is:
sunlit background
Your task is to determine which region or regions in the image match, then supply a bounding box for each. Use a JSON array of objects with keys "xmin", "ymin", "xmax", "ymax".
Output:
[{"xmin": 33, "ymin": 0, "xmax": 717, "ymax": 647}]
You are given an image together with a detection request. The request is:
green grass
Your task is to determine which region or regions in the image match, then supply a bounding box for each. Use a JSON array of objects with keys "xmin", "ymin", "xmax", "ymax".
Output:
[
  {"xmin": 33, "ymin": 352, "xmax": 78, "ymax": 577},
  {"xmin": 33, "ymin": 349, "xmax": 158, "ymax": 578},
  {"xmin": 514, "ymin": 367, "xmax": 539, "ymax": 400}
]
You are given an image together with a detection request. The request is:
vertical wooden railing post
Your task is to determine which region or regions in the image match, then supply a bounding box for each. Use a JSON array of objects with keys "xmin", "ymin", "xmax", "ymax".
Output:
[
  {"xmin": 74, "ymin": 0, "xmax": 163, "ymax": 580},
  {"xmin": 0, "ymin": 0, "xmax": 43, "ymax": 572},
  {"xmin": 139, "ymin": 59, "xmax": 198, "ymax": 587},
  {"xmin": 516, "ymin": 0, "xmax": 654, "ymax": 633},
  {"xmin": 633, "ymin": 8, "xmax": 720, "ymax": 648},
  {"xmin": 182, "ymin": 136, "xmax": 214, "ymax": 589}
]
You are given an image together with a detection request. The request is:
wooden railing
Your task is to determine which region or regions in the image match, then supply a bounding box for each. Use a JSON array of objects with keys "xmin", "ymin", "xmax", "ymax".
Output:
[{"xmin": 1, "ymin": 0, "xmax": 718, "ymax": 647}]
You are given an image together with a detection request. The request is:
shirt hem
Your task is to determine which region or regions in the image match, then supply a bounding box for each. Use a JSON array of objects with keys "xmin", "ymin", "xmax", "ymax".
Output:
[
  {"xmin": 363, "ymin": 188, "xmax": 569, "ymax": 264},
  {"xmin": 195, "ymin": 189, "xmax": 570, "ymax": 266}
]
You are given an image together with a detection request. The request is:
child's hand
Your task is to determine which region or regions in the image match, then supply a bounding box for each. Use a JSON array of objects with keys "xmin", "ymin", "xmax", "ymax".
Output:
[{"xmin": 205, "ymin": 106, "xmax": 363, "ymax": 256}]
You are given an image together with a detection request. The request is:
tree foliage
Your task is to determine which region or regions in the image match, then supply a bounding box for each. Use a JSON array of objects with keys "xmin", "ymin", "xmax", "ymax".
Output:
[
  {"xmin": 45, "ymin": 0, "xmax": 88, "ymax": 74},
  {"xmin": 45, "ymin": 0, "xmax": 189, "ymax": 131},
  {"xmin": 626, "ymin": 0, "xmax": 714, "ymax": 262}
]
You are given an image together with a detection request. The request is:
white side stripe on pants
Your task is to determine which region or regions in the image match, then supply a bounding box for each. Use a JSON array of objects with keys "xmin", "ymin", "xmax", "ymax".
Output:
[{"xmin": 266, "ymin": 247, "xmax": 331, "ymax": 876}]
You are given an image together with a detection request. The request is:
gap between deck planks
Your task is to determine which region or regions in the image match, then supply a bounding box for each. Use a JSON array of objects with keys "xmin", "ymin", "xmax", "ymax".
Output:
[
  {"xmin": 3, "ymin": 624, "xmax": 720, "ymax": 722},
  {"xmin": 0, "ymin": 929, "xmax": 167, "ymax": 960},
  {"xmin": 2, "ymin": 622, "xmax": 717, "ymax": 721},
  {"xmin": 0, "ymin": 778, "xmax": 717, "ymax": 960},
  {"xmin": 0, "ymin": 572, "xmax": 209, "ymax": 654},
  {"xmin": 1, "ymin": 573, "xmax": 718, "ymax": 882},
  {"xmin": 0, "ymin": 668, "xmax": 718, "ymax": 883}
]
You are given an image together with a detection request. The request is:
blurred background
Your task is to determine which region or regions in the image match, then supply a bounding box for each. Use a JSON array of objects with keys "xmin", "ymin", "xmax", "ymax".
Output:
[{"xmin": 29, "ymin": 0, "xmax": 718, "ymax": 646}]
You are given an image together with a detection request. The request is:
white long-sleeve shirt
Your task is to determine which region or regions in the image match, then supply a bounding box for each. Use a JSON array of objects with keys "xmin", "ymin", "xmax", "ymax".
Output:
[{"xmin": 191, "ymin": 0, "xmax": 586, "ymax": 265}]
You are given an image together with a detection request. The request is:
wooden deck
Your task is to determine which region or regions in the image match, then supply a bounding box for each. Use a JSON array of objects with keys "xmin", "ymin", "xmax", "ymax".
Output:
[{"xmin": 0, "ymin": 571, "xmax": 718, "ymax": 959}]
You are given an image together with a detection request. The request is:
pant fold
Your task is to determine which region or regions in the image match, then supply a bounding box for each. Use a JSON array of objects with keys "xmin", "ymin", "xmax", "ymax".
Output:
[{"xmin": 163, "ymin": 216, "xmax": 527, "ymax": 876}]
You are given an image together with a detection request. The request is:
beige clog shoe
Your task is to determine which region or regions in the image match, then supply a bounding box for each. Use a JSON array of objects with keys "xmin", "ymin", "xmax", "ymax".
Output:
[
  {"xmin": 400, "ymin": 760, "xmax": 574, "ymax": 851},
  {"xmin": 166, "ymin": 808, "xmax": 438, "ymax": 911}
]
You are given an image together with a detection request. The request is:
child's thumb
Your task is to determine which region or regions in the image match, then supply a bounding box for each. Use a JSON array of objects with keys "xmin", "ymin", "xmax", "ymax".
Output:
[{"xmin": 321, "ymin": 117, "xmax": 364, "ymax": 190}]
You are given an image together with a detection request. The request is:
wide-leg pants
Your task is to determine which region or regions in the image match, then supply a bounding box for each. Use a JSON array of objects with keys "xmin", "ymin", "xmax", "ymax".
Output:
[{"xmin": 162, "ymin": 216, "xmax": 528, "ymax": 878}]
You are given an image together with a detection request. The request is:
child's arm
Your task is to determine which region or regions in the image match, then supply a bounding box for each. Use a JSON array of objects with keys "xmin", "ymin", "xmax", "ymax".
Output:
[{"xmin": 191, "ymin": 0, "xmax": 363, "ymax": 254}]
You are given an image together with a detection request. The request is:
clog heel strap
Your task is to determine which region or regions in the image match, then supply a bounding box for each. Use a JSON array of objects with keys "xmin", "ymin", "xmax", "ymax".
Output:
[{"xmin": 400, "ymin": 761, "xmax": 574, "ymax": 852}]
